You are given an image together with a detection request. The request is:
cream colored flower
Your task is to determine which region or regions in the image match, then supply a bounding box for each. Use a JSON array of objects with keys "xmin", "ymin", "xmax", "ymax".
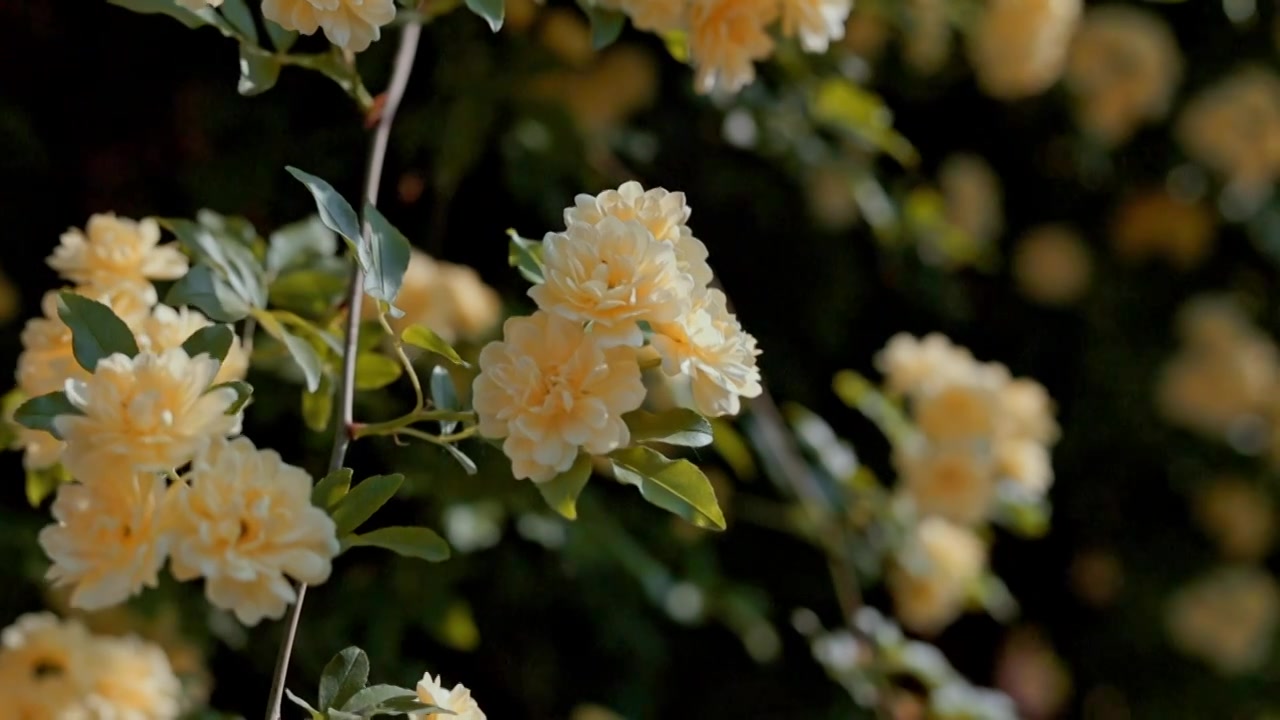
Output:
[
  {"xmin": 913, "ymin": 384, "xmax": 999, "ymax": 443},
  {"xmin": 650, "ymin": 288, "xmax": 762, "ymax": 417},
  {"xmin": 83, "ymin": 634, "xmax": 182, "ymax": 720},
  {"xmin": 472, "ymin": 311, "xmax": 647, "ymax": 482},
  {"xmin": 1109, "ymin": 189, "xmax": 1215, "ymax": 270},
  {"xmin": 781, "ymin": 0, "xmax": 851, "ymax": 53},
  {"xmin": 895, "ymin": 442, "xmax": 996, "ymax": 526},
  {"xmin": 1011, "ymin": 225, "xmax": 1093, "ymax": 307},
  {"xmin": 531, "ymin": 217, "xmax": 692, "ymax": 347},
  {"xmin": 874, "ymin": 332, "xmax": 977, "ymax": 395},
  {"xmin": 438, "ymin": 263, "xmax": 503, "ymax": 340},
  {"xmin": 538, "ymin": 8, "xmax": 596, "ymax": 66},
  {"xmin": 48, "ymin": 215, "xmax": 187, "ymax": 291},
  {"xmin": 1066, "ymin": 5, "xmax": 1182, "ymax": 145},
  {"xmin": 939, "ymin": 154, "xmax": 1003, "ymax": 251},
  {"xmin": 166, "ymin": 436, "xmax": 339, "ymax": 626},
  {"xmin": 889, "ymin": 517, "xmax": 987, "ymax": 635},
  {"xmin": 261, "ymin": 0, "xmax": 397, "ymax": 53},
  {"xmin": 369, "ymin": 250, "xmax": 502, "ymax": 344},
  {"xmin": 995, "ymin": 437, "xmax": 1053, "ymax": 495},
  {"xmin": 0, "ymin": 613, "xmax": 97, "ymax": 719},
  {"xmin": 565, "ymin": 181, "xmax": 713, "ymax": 287},
  {"xmin": 39, "ymin": 473, "xmax": 170, "ymax": 611},
  {"xmin": 1167, "ymin": 566, "xmax": 1280, "ymax": 675},
  {"xmin": 529, "ymin": 44, "xmax": 661, "ymax": 136},
  {"xmin": 688, "ymin": 0, "xmax": 779, "ymax": 95},
  {"xmin": 415, "ymin": 673, "xmax": 487, "ymax": 720},
  {"xmin": 998, "ymin": 378, "xmax": 1059, "ymax": 444},
  {"xmin": 134, "ymin": 304, "xmax": 249, "ymax": 385},
  {"xmin": 967, "ymin": 0, "xmax": 1082, "ymax": 100},
  {"xmin": 1195, "ymin": 477, "xmax": 1275, "ymax": 561},
  {"xmin": 1178, "ymin": 67, "xmax": 1280, "ymax": 191},
  {"xmin": 55, "ymin": 349, "xmax": 241, "ymax": 479},
  {"xmin": 602, "ymin": 0, "xmax": 686, "ymax": 32}
]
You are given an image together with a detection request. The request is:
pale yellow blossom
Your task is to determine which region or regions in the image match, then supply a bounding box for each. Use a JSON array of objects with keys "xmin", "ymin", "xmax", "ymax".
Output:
[
  {"xmin": 600, "ymin": 0, "xmax": 686, "ymax": 32},
  {"xmin": 1167, "ymin": 566, "xmax": 1280, "ymax": 675},
  {"xmin": 367, "ymin": 250, "xmax": 502, "ymax": 344},
  {"xmin": 995, "ymin": 437, "xmax": 1053, "ymax": 495},
  {"xmin": 650, "ymin": 288, "xmax": 763, "ymax": 417},
  {"xmin": 472, "ymin": 312, "xmax": 647, "ymax": 482},
  {"xmin": 538, "ymin": 9, "xmax": 596, "ymax": 66},
  {"xmin": 415, "ymin": 673, "xmax": 487, "ymax": 720},
  {"xmin": 531, "ymin": 217, "xmax": 692, "ymax": 347},
  {"xmin": 781, "ymin": 0, "xmax": 851, "ymax": 53},
  {"xmin": 1178, "ymin": 67, "xmax": 1280, "ymax": 191},
  {"xmin": 261, "ymin": 0, "xmax": 397, "ymax": 53},
  {"xmin": 166, "ymin": 436, "xmax": 340, "ymax": 626},
  {"xmin": 0, "ymin": 613, "xmax": 96, "ymax": 720},
  {"xmin": 913, "ymin": 384, "xmax": 999, "ymax": 443},
  {"xmin": 47, "ymin": 215, "xmax": 187, "ymax": 291},
  {"xmin": 1011, "ymin": 224, "xmax": 1093, "ymax": 307},
  {"xmin": 55, "ymin": 349, "xmax": 241, "ymax": 479},
  {"xmin": 939, "ymin": 154, "xmax": 1003, "ymax": 251},
  {"xmin": 83, "ymin": 634, "xmax": 183, "ymax": 720},
  {"xmin": 529, "ymin": 44, "xmax": 660, "ymax": 136},
  {"xmin": 998, "ymin": 378, "xmax": 1059, "ymax": 444},
  {"xmin": 874, "ymin": 332, "xmax": 977, "ymax": 395},
  {"xmin": 889, "ymin": 517, "xmax": 987, "ymax": 635},
  {"xmin": 1110, "ymin": 189, "xmax": 1215, "ymax": 270},
  {"xmin": 967, "ymin": 0, "xmax": 1081, "ymax": 100},
  {"xmin": 39, "ymin": 473, "xmax": 170, "ymax": 611},
  {"xmin": 895, "ymin": 442, "xmax": 996, "ymax": 526},
  {"xmin": 134, "ymin": 304, "xmax": 249, "ymax": 385},
  {"xmin": 688, "ymin": 0, "xmax": 779, "ymax": 94},
  {"xmin": 841, "ymin": 7, "xmax": 890, "ymax": 60},
  {"xmin": 902, "ymin": 0, "xmax": 951, "ymax": 75},
  {"xmin": 1195, "ymin": 477, "xmax": 1275, "ymax": 561}
]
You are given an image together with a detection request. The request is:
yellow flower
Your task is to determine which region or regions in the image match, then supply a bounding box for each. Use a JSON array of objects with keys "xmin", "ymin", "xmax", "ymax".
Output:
[
  {"xmin": 531, "ymin": 217, "xmax": 693, "ymax": 347},
  {"xmin": 888, "ymin": 517, "xmax": 986, "ymax": 635},
  {"xmin": 472, "ymin": 312, "xmax": 647, "ymax": 482},
  {"xmin": 997, "ymin": 378, "xmax": 1059, "ymax": 444},
  {"xmin": 0, "ymin": 613, "xmax": 96, "ymax": 720},
  {"xmin": 1167, "ymin": 566, "xmax": 1280, "ymax": 675},
  {"xmin": 83, "ymin": 634, "xmax": 183, "ymax": 720},
  {"xmin": 780, "ymin": 0, "xmax": 851, "ymax": 53},
  {"xmin": 565, "ymin": 181, "xmax": 713, "ymax": 287},
  {"xmin": 1011, "ymin": 224, "xmax": 1093, "ymax": 307},
  {"xmin": 939, "ymin": 154, "xmax": 1004, "ymax": 252},
  {"xmin": 601, "ymin": 0, "xmax": 686, "ymax": 32},
  {"xmin": 995, "ymin": 437, "xmax": 1053, "ymax": 495},
  {"xmin": 1066, "ymin": 5, "xmax": 1182, "ymax": 145},
  {"xmin": 39, "ymin": 473, "xmax": 170, "ymax": 611},
  {"xmin": 966, "ymin": 0, "xmax": 1082, "ymax": 100},
  {"xmin": 913, "ymin": 384, "xmax": 999, "ymax": 443},
  {"xmin": 134, "ymin": 304, "xmax": 249, "ymax": 385},
  {"xmin": 688, "ymin": 0, "xmax": 779, "ymax": 94},
  {"xmin": 367, "ymin": 250, "xmax": 502, "ymax": 344},
  {"xmin": 874, "ymin": 333, "xmax": 977, "ymax": 395},
  {"xmin": 1195, "ymin": 477, "xmax": 1275, "ymax": 562},
  {"xmin": 438, "ymin": 263, "xmax": 504, "ymax": 340},
  {"xmin": 47, "ymin": 215, "xmax": 187, "ymax": 291},
  {"xmin": 894, "ymin": 442, "xmax": 996, "ymax": 525},
  {"xmin": 1177, "ymin": 67, "xmax": 1280, "ymax": 192},
  {"xmin": 650, "ymin": 288, "xmax": 762, "ymax": 417},
  {"xmin": 261, "ymin": 0, "xmax": 397, "ymax": 52},
  {"xmin": 529, "ymin": 45, "xmax": 661, "ymax": 136},
  {"xmin": 166, "ymin": 437, "xmax": 339, "ymax": 626},
  {"xmin": 55, "ymin": 349, "xmax": 241, "ymax": 479},
  {"xmin": 1109, "ymin": 188, "xmax": 1215, "ymax": 270},
  {"xmin": 415, "ymin": 673, "xmax": 487, "ymax": 720}
]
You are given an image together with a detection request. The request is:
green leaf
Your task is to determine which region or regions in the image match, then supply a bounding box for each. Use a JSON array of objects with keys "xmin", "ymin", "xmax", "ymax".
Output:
[
  {"xmin": 218, "ymin": 0, "xmax": 258, "ymax": 41},
  {"xmin": 354, "ymin": 353, "xmax": 403, "ymax": 391},
  {"xmin": 535, "ymin": 452, "xmax": 592, "ymax": 520},
  {"xmin": 166, "ymin": 264, "xmax": 253, "ymax": 322},
  {"xmin": 162, "ymin": 218, "xmax": 267, "ymax": 310},
  {"xmin": 326, "ymin": 711, "xmax": 362, "ymax": 720},
  {"xmin": 302, "ymin": 375, "xmax": 334, "ymax": 432},
  {"xmin": 318, "ymin": 647, "xmax": 369, "ymax": 711},
  {"xmin": 269, "ymin": 267, "xmax": 350, "ymax": 317},
  {"xmin": 584, "ymin": 6, "xmax": 626, "ymax": 49},
  {"xmin": 710, "ymin": 419, "xmax": 758, "ymax": 480},
  {"xmin": 623, "ymin": 408, "xmax": 713, "ymax": 448},
  {"xmin": 265, "ymin": 19, "xmax": 298, "ymax": 52},
  {"xmin": 238, "ymin": 46, "xmax": 281, "ymax": 96},
  {"xmin": 402, "ymin": 325, "xmax": 468, "ymax": 367},
  {"xmin": 286, "ymin": 167, "xmax": 362, "ymax": 246},
  {"xmin": 341, "ymin": 685, "xmax": 416, "ymax": 714},
  {"xmin": 210, "ymin": 380, "xmax": 254, "ymax": 415},
  {"xmin": 181, "ymin": 325, "xmax": 234, "ymax": 364},
  {"xmin": 464, "ymin": 0, "xmax": 504, "ymax": 31},
  {"xmin": 809, "ymin": 79, "xmax": 918, "ymax": 168},
  {"xmin": 345, "ymin": 526, "xmax": 451, "ymax": 562},
  {"xmin": 107, "ymin": 0, "xmax": 208, "ymax": 29},
  {"xmin": 268, "ymin": 215, "xmax": 338, "ymax": 273},
  {"xmin": 56, "ymin": 293, "xmax": 139, "ymax": 372},
  {"xmin": 13, "ymin": 392, "xmax": 81, "ymax": 439},
  {"xmin": 256, "ymin": 311, "xmax": 325, "ymax": 392},
  {"xmin": 374, "ymin": 696, "xmax": 447, "ymax": 715},
  {"xmin": 330, "ymin": 474, "xmax": 404, "ymax": 537},
  {"xmin": 360, "ymin": 204, "xmax": 412, "ymax": 317},
  {"xmin": 430, "ymin": 366, "xmax": 459, "ymax": 434},
  {"xmin": 610, "ymin": 446, "xmax": 726, "ymax": 530},
  {"xmin": 285, "ymin": 687, "xmax": 321, "ymax": 717},
  {"xmin": 196, "ymin": 209, "xmax": 259, "ymax": 246},
  {"xmin": 313, "ymin": 468, "xmax": 353, "ymax": 510},
  {"xmin": 440, "ymin": 443, "xmax": 478, "ymax": 476},
  {"xmin": 506, "ymin": 229, "xmax": 544, "ymax": 283},
  {"xmin": 26, "ymin": 463, "xmax": 71, "ymax": 507}
]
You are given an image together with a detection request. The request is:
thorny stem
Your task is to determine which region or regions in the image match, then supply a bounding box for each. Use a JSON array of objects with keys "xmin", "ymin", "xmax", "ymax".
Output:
[{"xmin": 263, "ymin": 22, "xmax": 423, "ymax": 720}]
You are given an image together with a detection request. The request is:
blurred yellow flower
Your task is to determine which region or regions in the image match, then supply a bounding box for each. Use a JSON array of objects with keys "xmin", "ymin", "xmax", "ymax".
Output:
[
  {"xmin": 889, "ymin": 517, "xmax": 987, "ymax": 635},
  {"xmin": 913, "ymin": 384, "xmax": 999, "ymax": 443},
  {"xmin": 994, "ymin": 627, "xmax": 1072, "ymax": 720},
  {"xmin": 966, "ymin": 0, "xmax": 1081, "ymax": 100},
  {"xmin": 1011, "ymin": 224, "xmax": 1093, "ymax": 307},
  {"xmin": 135, "ymin": 304, "xmax": 249, "ymax": 385},
  {"xmin": 0, "ymin": 613, "xmax": 95, "ymax": 719},
  {"xmin": 472, "ymin": 311, "xmax": 647, "ymax": 482},
  {"xmin": 606, "ymin": 0, "xmax": 686, "ymax": 32},
  {"xmin": 1195, "ymin": 477, "xmax": 1275, "ymax": 562},
  {"xmin": 780, "ymin": 0, "xmax": 851, "ymax": 53},
  {"xmin": 998, "ymin": 377, "xmax": 1060, "ymax": 444},
  {"xmin": 939, "ymin": 154, "xmax": 1003, "ymax": 253},
  {"xmin": 1109, "ymin": 188, "xmax": 1215, "ymax": 270},
  {"xmin": 895, "ymin": 442, "xmax": 996, "ymax": 526},
  {"xmin": 415, "ymin": 672, "xmax": 487, "ymax": 720},
  {"xmin": 532, "ymin": 217, "xmax": 693, "ymax": 347},
  {"xmin": 1066, "ymin": 5, "xmax": 1182, "ymax": 146},
  {"xmin": 166, "ymin": 436, "xmax": 340, "ymax": 626},
  {"xmin": 538, "ymin": 9, "xmax": 597, "ymax": 66},
  {"xmin": 840, "ymin": 6, "xmax": 890, "ymax": 60},
  {"xmin": 47, "ymin": 214, "xmax": 187, "ymax": 291},
  {"xmin": 56, "ymin": 349, "xmax": 241, "ymax": 479},
  {"xmin": 875, "ymin": 333, "xmax": 976, "ymax": 396},
  {"xmin": 650, "ymin": 288, "xmax": 763, "ymax": 417},
  {"xmin": 1167, "ymin": 566, "xmax": 1280, "ymax": 675},
  {"xmin": 39, "ymin": 473, "xmax": 170, "ymax": 611},
  {"xmin": 529, "ymin": 44, "xmax": 661, "ymax": 137},
  {"xmin": 902, "ymin": 0, "xmax": 951, "ymax": 76},
  {"xmin": 688, "ymin": 0, "xmax": 779, "ymax": 94},
  {"xmin": 261, "ymin": 0, "xmax": 396, "ymax": 53},
  {"xmin": 995, "ymin": 437, "xmax": 1054, "ymax": 495},
  {"xmin": 1178, "ymin": 67, "xmax": 1280, "ymax": 192},
  {"xmin": 84, "ymin": 634, "xmax": 183, "ymax": 719},
  {"xmin": 369, "ymin": 250, "xmax": 502, "ymax": 345}
]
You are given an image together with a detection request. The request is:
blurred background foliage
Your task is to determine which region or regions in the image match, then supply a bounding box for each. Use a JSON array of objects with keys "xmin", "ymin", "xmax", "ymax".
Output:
[{"xmin": 4, "ymin": 0, "xmax": 1280, "ymax": 717}]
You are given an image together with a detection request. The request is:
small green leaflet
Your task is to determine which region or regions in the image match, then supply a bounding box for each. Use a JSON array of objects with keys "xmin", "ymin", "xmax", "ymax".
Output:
[
  {"xmin": 285, "ymin": 167, "xmax": 362, "ymax": 246},
  {"xmin": 330, "ymin": 474, "xmax": 404, "ymax": 537},
  {"xmin": 57, "ymin": 292, "xmax": 139, "ymax": 372},
  {"xmin": 13, "ymin": 391, "xmax": 82, "ymax": 439},
  {"xmin": 402, "ymin": 325, "xmax": 468, "ymax": 367},
  {"xmin": 181, "ymin": 325, "xmax": 234, "ymax": 364},
  {"xmin": 344, "ymin": 526, "xmax": 451, "ymax": 562},
  {"xmin": 464, "ymin": 0, "xmax": 504, "ymax": 32},
  {"xmin": 361, "ymin": 204, "xmax": 411, "ymax": 318},
  {"xmin": 317, "ymin": 647, "xmax": 369, "ymax": 711},
  {"xmin": 535, "ymin": 452, "xmax": 593, "ymax": 520},
  {"xmin": 610, "ymin": 446, "xmax": 726, "ymax": 530}
]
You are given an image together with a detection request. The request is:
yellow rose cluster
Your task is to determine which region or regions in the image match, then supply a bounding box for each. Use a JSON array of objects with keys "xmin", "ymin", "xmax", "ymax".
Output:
[
  {"xmin": 0, "ymin": 612, "xmax": 182, "ymax": 720},
  {"xmin": 363, "ymin": 248, "xmax": 503, "ymax": 346},
  {"xmin": 874, "ymin": 333, "xmax": 1059, "ymax": 634},
  {"xmin": 473, "ymin": 181, "xmax": 762, "ymax": 482},
  {"xmin": 15, "ymin": 213, "xmax": 340, "ymax": 626},
  {"xmin": 178, "ymin": 0, "xmax": 396, "ymax": 52},
  {"xmin": 599, "ymin": 0, "xmax": 852, "ymax": 94}
]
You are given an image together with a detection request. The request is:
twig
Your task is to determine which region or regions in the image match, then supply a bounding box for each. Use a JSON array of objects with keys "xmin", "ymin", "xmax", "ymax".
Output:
[{"xmin": 262, "ymin": 22, "xmax": 423, "ymax": 720}]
